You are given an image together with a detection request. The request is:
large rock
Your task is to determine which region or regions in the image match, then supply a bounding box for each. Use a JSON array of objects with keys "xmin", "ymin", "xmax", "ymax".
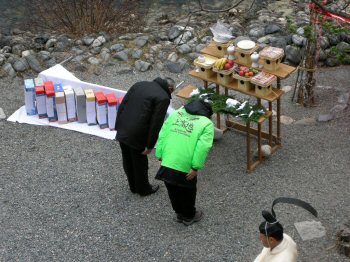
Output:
[
  {"xmin": 165, "ymin": 61, "xmax": 185, "ymax": 73},
  {"xmin": 45, "ymin": 58, "xmax": 57, "ymax": 68},
  {"xmin": 292, "ymin": 34, "xmax": 306, "ymax": 47},
  {"xmin": 325, "ymin": 57, "xmax": 340, "ymax": 67},
  {"xmin": 90, "ymin": 47, "xmax": 101, "ymax": 55},
  {"xmin": 327, "ymin": 34, "xmax": 341, "ymax": 46},
  {"xmin": 45, "ymin": 38, "xmax": 57, "ymax": 49},
  {"xmin": 319, "ymin": 36, "xmax": 330, "ymax": 49},
  {"xmin": 2, "ymin": 63, "xmax": 16, "ymax": 77},
  {"xmin": 135, "ymin": 36, "xmax": 149, "ymax": 48},
  {"xmin": 167, "ymin": 52, "xmax": 178, "ymax": 62},
  {"xmin": 177, "ymin": 44, "xmax": 191, "ymax": 54},
  {"xmin": 82, "ymin": 36, "xmax": 95, "ymax": 46},
  {"xmin": 92, "ymin": 36, "xmax": 106, "ymax": 48},
  {"xmin": 12, "ymin": 44, "xmax": 25, "ymax": 56},
  {"xmin": 318, "ymin": 49, "xmax": 327, "ymax": 61},
  {"xmin": 337, "ymin": 42, "xmax": 350, "ymax": 53},
  {"xmin": 269, "ymin": 36, "xmax": 288, "ymax": 49},
  {"xmin": 71, "ymin": 46, "xmax": 84, "ymax": 55},
  {"xmin": 34, "ymin": 35, "xmax": 49, "ymax": 45},
  {"xmin": 88, "ymin": 57, "xmax": 100, "ymax": 65},
  {"xmin": 135, "ymin": 60, "xmax": 152, "ymax": 72},
  {"xmin": 56, "ymin": 35, "xmax": 71, "ymax": 51},
  {"xmin": 113, "ymin": 51, "xmax": 128, "ymax": 61},
  {"xmin": 110, "ymin": 43, "xmax": 124, "ymax": 52},
  {"xmin": 12, "ymin": 57, "xmax": 29, "ymax": 72},
  {"xmin": 174, "ymin": 31, "xmax": 193, "ymax": 45},
  {"xmin": 168, "ymin": 26, "xmax": 181, "ymax": 41},
  {"xmin": 249, "ymin": 27, "xmax": 265, "ymax": 38},
  {"xmin": 37, "ymin": 51, "xmax": 51, "ymax": 61},
  {"xmin": 285, "ymin": 45, "xmax": 302, "ymax": 65},
  {"xmin": 100, "ymin": 48, "xmax": 111, "ymax": 62},
  {"xmin": 25, "ymin": 55, "xmax": 43, "ymax": 73},
  {"xmin": 131, "ymin": 48, "xmax": 143, "ymax": 59},
  {"xmin": 0, "ymin": 54, "xmax": 5, "ymax": 66},
  {"xmin": 265, "ymin": 24, "xmax": 281, "ymax": 34}
]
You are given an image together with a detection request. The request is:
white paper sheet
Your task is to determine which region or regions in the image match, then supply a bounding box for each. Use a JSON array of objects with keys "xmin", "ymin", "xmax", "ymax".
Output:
[
  {"xmin": 7, "ymin": 64, "xmax": 175, "ymax": 140},
  {"xmin": 7, "ymin": 106, "xmax": 117, "ymax": 140}
]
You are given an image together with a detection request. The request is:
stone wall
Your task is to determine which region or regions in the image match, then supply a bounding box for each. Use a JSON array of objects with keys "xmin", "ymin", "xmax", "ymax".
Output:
[{"xmin": 0, "ymin": 0, "xmax": 349, "ymax": 78}]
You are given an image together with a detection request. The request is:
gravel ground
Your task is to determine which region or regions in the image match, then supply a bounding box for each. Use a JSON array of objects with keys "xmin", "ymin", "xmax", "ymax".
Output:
[{"xmin": 0, "ymin": 64, "xmax": 349, "ymax": 262}]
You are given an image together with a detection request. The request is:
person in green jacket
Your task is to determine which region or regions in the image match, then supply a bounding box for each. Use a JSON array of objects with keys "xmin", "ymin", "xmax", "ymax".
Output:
[{"xmin": 155, "ymin": 100, "xmax": 214, "ymax": 226}]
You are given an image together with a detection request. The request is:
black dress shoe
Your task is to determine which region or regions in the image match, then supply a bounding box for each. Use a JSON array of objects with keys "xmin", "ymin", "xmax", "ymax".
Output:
[{"xmin": 139, "ymin": 185, "xmax": 159, "ymax": 196}]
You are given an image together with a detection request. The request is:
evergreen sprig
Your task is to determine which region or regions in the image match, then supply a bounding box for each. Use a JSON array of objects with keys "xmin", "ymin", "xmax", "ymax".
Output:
[{"xmin": 187, "ymin": 88, "xmax": 266, "ymax": 123}]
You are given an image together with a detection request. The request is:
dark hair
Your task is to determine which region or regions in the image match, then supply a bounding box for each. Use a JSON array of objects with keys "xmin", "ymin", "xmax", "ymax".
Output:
[
  {"xmin": 199, "ymin": 100, "xmax": 213, "ymax": 118},
  {"xmin": 164, "ymin": 77, "xmax": 175, "ymax": 88},
  {"xmin": 259, "ymin": 210, "xmax": 284, "ymax": 241}
]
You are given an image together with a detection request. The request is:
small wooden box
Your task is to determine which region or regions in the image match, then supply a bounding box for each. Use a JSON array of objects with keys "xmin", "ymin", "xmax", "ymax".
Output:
[
  {"xmin": 234, "ymin": 45, "xmax": 259, "ymax": 66},
  {"xmin": 233, "ymin": 73, "xmax": 254, "ymax": 92},
  {"xmin": 251, "ymin": 72, "xmax": 277, "ymax": 97},
  {"xmin": 194, "ymin": 56, "xmax": 217, "ymax": 79},
  {"xmin": 212, "ymin": 40, "xmax": 233, "ymax": 58},
  {"xmin": 259, "ymin": 47, "xmax": 284, "ymax": 71},
  {"xmin": 213, "ymin": 67, "xmax": 234, "ymax": 85}
]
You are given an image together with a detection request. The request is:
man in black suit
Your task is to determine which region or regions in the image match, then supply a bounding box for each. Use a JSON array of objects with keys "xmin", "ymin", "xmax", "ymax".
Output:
[{"xmin": 115, "ymin": 77, "xmax": 175, "ymax": 196}]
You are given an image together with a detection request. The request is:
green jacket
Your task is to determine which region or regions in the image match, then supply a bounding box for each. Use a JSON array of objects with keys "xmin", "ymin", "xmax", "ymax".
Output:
[{"xmin": 156, "ymin": 102, "xmax": 214, "ymax": 173}]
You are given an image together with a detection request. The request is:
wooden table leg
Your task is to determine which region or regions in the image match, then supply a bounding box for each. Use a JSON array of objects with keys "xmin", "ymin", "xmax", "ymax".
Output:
[
  {"xmin": 277, "ymin": 78, "xmax": 281, "ymax": 89},
  {"xmin": 276, "ymin": 78, "xmax": 282, "ymax": 145},
  {"xmin": 203, "ymin": 80, "xmax": 208, "ymax": 89},
  {"xmin": 269, "ymin": 101, "xmax": 273, "ymax": 146},
  {"xmin": 225, "ymin": 87, "xmax": 228, "ymax": 96},
  {"xmin": 216, "ymin": 84, "xmax": 220, "ymax": 128},
  {"xmin": 277, "ymin": 98, "xmax": 281, "ymax": 145},
  {"xmin": 258, "ymin": 122, "xmax": 262, "ymax": 162},
  {"xmin": 246, "ymin": 122, "xmax": 251, "ymax": 171}
]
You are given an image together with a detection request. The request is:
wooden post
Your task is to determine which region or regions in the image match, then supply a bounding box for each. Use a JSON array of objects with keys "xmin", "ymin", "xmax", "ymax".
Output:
[
  {"xmin": 246, "ymin": 122, "xmax": 251, "ymax": 171},
  {"xmin": 269, "ymin": 101, "xmax": 273, "ymax": 146}
]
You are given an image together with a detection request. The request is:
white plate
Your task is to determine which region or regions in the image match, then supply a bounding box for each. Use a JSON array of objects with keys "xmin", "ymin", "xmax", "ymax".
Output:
[
  {"xmin": 213, "ymin": 37, "xmax": 229, "ymax": 44},
  {"xmin": 204, "ymin": 60, "xmax": 215, "ymax": 66},
  {"xmin": 237, "ymin": 40, "xmax": 256, "ymax": 50}
]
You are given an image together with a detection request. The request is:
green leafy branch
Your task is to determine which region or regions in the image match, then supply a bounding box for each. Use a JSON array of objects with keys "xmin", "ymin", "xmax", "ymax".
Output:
[{"xmin": 187, "ymin": 88, "xmax": 266, "ymax": 123}]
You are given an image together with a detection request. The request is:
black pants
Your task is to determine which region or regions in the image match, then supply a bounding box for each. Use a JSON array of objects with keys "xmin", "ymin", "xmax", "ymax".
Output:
[
  {"xmin": 119, "ymin": 142, "xmax": 152, "ymax": 194},
  {"xmin": 165, "ymin": 182, "xmax": 197, "ymax": 219}
]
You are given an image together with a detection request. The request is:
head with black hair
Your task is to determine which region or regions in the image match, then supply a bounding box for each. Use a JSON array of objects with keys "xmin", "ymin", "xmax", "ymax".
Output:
[
  {"xmin": 164, "ymin": 77, "xmax": 175, "ymax": 93},
  {"xmin": 259, "ymin": 210, "xmax": 284, "ymax": 243},
  {"xmin": 258, "ymin": 210, "xmax": 284, "ymax": 250},
  {"xmin": 184, "ymin": 99, "xmax": 213, "ymax": 119},
  {"xmin": 153, "ymin": 77, "xmax": 176, "ymax": 94},
  {"xmin": 257, "ymin": 197, "xmax": 318, "ymax": 250}
]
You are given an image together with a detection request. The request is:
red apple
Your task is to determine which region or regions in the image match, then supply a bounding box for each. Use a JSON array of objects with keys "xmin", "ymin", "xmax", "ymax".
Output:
[
  {"xmin": 239, "ymin": 70, "xmax": 245, "ymax": 76},
  {"xmin": 228, "ymin": 60, "xmax": 234, "ymax": 66},
  {"xmin": 224, "ymin": 63, "xmax": 232, "ymax": 70}
]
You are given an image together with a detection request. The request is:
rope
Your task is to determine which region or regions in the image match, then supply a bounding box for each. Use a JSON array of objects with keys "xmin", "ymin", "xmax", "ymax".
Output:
[{"xmin": 297, "ymin": 66, "xmax": 317, "ymax": 72}]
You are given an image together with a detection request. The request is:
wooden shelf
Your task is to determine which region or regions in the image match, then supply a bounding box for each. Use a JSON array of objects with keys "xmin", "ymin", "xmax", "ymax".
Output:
[
  {"xmin": 189, "ymin": 70, "xmax": 283, "ymax": 102},
  {"xmin": 200, "ymin": 42, "xmax": 297, "ymax": 79},
  {"xmin": 176, "ymin": 84, "xmax": 197, "ymax": 99}
]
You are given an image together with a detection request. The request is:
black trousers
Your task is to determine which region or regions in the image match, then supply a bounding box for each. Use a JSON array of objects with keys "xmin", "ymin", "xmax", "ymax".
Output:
[
  {"xmin": 119, "ymin": 142, "xmax": 152, "ymax": 194},
  {"xmin": 165, "ymin": 182, "xmax": 197, "ymax": 219}
]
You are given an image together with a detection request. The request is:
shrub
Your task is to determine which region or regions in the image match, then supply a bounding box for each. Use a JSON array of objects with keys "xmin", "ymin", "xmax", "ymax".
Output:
[{"xmin": 26, "ymin": 0, "xmax": 145, "ymax": 36}]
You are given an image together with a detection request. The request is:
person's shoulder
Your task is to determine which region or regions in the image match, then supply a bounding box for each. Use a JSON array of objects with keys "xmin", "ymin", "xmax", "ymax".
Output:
[{"xmin": 283, "ymin": 234, "xmax": 296, "ymax": 245}]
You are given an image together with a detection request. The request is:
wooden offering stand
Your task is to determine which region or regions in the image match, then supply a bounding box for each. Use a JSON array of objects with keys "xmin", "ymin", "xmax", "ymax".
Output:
[{"xmin": 177, "ymin": 41, "xmax": 297, "ymax": 172}]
